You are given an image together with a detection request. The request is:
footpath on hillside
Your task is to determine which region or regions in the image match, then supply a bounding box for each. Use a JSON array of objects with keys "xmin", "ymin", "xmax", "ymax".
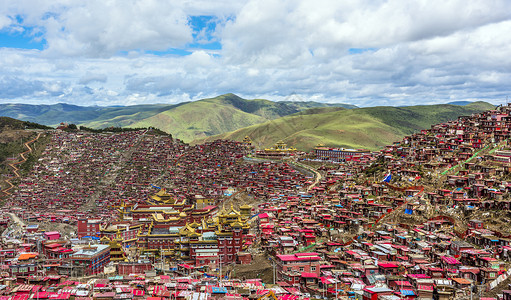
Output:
[{"xmin": 1, "ymin": 132, "xmax": 42, "ymax": 198}]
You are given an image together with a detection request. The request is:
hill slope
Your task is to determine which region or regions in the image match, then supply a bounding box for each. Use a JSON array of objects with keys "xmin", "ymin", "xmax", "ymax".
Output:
[
  {"xmin": 0, "ymin": 103, "xmax": 175, "ymax": 126},
  {"xmin": 126, "ymin": 94, "xmax": 355, "ymax": 141},
  {"xmin": 0, "ymin": 94, "xmax": 356, "ymax": 141},
  {"xmin": 195, "ymin": 101, "xmax": 495, "ymax": 151}
]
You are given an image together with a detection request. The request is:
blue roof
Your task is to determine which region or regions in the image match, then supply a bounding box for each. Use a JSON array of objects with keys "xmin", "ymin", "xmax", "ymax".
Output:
[
  {"xmin": 211, "ymin": 287, "xmax": 227, "ymax": 294},
  {"xmin": 400, "ymin": 289, "xmax": 415, "ymax": 296}
]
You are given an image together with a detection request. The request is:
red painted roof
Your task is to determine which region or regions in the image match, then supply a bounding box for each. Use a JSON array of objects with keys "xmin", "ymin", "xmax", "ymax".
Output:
[
  {"xmin": 277, "ymin": 253, "xmax": 321, "ymax": 262},
  {"xmin": 300, "ymin": 272, "xmax": 318, "ymax": 278},
  {"xmin": 378, "ymin": 263, "xmax": 398, "ymax": 268}
]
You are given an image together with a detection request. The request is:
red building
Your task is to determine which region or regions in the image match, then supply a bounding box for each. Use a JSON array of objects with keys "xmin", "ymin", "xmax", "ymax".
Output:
[
  {"xmin": 194, "ymin": 249, "xmax": 219, "ymax": 268},
  {"xmin": 43, "ymin": 231, "xmax": 61, "ymax": 240},
  {"xmin": 68, "ymin": 244, "xmax": 110, "ymax": 275},
  {"xmin": 217, "ymin": 222, "xmax": 244, "ymax": 264},
  {"xmin": 362, "ymin": 286, "xmax": 393, "ymax": 300},
  {"xmin": 314, "ymin": 146, "xmax": 370, "ymax": 162},
  {"xmin": 10, "ymin": 253, "xmax": 39, "ymax": 282},
  {"xmin": 117, "ymin": 261, "xmax": 152, "ymax": 275},
  {"xmin": 237, "ymin": 252, "xmax": 252, "ymax": 264},
  {"xmin": 276, "ymin": 252, "xmax": 321, "ymax": 282},
  {"xmin": 77, "ymin": 218, "xmax": 102, "ymax": 238}
]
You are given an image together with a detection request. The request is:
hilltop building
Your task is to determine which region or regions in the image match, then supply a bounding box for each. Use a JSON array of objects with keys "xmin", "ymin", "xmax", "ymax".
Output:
[
  {"xmin": 256, "ymin": 140, "xmax": 298, "ymax": 158},
  {"xmin": 314, "ymin": 145, "xmax": 371, "ymax": 162},
  {"xmin": 242, "ymin": 136, "xmax": 253, "ymax": 147}
]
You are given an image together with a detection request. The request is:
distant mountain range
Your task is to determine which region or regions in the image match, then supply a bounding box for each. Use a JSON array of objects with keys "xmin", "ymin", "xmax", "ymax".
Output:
[
  {"xmin": 195, "ymin": 101, "xmax": 495, "ymax": 151},
  {"xmin": 0, "ymin": 95, "xmax": 496, "ymax": 150},
  {"xmin": 0, "ymin": 102, "xmax": 176, "ymax": 128},
  {"xmin": 0, "ymin": 94, "xmax": 355, "ymax": 142}
]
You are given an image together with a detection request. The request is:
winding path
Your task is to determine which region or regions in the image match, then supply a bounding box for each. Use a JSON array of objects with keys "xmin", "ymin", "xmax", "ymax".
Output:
[
  {"xmin": 284, "ymin": 160, "xmax": 322, "ymax": 192},
  {"xmin": 1, "ymin": 132, "xmax": 42, "ymax": 198}
]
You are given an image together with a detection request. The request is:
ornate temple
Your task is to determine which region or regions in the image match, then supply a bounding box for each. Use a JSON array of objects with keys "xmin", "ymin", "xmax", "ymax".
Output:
[
  {"xmin": 148, "ymin": 188, "xmax": 186, "ymax": 206},
  {"xmin": 101, "ymin": 231, "xmax": 127, "ymax": 262},
  {"xmin": 104, "ymin": 189, "xmax": 253, "ymax": 268},
  {"xmin": 256, "ymin": 140, "xmax": 298, "ymax": 158}
]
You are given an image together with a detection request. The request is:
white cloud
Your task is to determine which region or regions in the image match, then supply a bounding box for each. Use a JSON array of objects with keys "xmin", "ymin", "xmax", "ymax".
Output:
[
  {"xmin": 0, "ymin": 0, "xmax": 510, "ymax": 107},
  {"xmin": 78, "ymin": 72, "xmax": 107, "ymax": 85},
  {"xmin": 0, "ymin": 14, "xmax": 13, "ymax": 30}
]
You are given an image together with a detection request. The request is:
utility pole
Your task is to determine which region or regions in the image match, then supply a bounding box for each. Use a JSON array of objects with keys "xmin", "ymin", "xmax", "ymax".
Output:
[{"xmin": 160, "ymin": 246, "xmax": 164, "ymax": 272}]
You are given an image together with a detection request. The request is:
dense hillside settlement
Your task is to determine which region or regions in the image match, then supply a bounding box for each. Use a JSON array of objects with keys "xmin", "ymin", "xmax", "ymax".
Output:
[{"xmin": 4, "ymin": 105, "xmax": 511, "ymax": 299}]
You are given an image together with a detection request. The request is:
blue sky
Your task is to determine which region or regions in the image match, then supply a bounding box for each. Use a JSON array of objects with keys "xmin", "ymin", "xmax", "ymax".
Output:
[
  {"xmin": 0, "ymin": 30, "xmax": 44, "ymax": 50},
  {"xmin": 0, "ymin": 0, "xmax": 511, "ymax": 107}
]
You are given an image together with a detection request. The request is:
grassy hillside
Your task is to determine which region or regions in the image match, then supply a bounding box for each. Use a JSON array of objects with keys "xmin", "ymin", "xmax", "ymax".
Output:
[
  {"xmin": 195, "ymin": 101, "xmax": 495, "ymax": 151},
  {"xmin": 0, "ymin": 94, "xmax": 356, "ymax": 141},
  {"xmin": 128, "ymin": 99, "xmax": 268, "ymax": 141},
  {"xmin": 0, "ymin": 103, "xmax": 174, "ymax": 126},
  {"xmin": 127, "ymin": 94, "xmax": 355, "ymax": 142}
]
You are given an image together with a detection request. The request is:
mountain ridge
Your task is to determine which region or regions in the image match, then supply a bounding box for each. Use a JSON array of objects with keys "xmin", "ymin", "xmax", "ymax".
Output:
[
  {"xmin": 0, "ymin": 94, "xmax": 355, "ymax": 142},
  {"xmin": 194, "ymin": 101, "xmax": 495, "ymax": 151}
]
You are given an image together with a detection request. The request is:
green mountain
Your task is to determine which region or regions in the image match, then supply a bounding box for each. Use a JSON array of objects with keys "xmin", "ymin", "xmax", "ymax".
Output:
[
  {"xmin": 0, "ymin": 94, "xmax": 356, "ymax": 142},
  {"xmin": 125, "ymin": 94, "xmax": 355, "ymax": 141},
  {"xmin": 0, "ymin": 103, "xmax": 175, "ymax": 126},
  {"xmin": 0, "ymin": 117, "xmax": 52, "ymax": 130},
  {"xmin": 195, "ymin": 101, "xmax": 495, "ymax": 151}
]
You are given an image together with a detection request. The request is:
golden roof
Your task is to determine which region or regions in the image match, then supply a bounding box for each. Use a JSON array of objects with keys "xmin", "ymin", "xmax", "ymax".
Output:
[
  {"xmin": 264, "ymin": 140, "xmax": 297, "ymax": 152},
  {"xmin": 227, "ymin": 204, "xmax": 240, "ymax": 216},
  {"xmin": 150, "ymin": 188, "xmax": 176, "ymax": 204}
]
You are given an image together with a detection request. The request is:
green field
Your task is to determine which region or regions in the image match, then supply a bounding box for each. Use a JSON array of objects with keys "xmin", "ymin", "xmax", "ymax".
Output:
[{"xmin": 195, "ymin": 101, "xmax": 495, "ymax": 151}]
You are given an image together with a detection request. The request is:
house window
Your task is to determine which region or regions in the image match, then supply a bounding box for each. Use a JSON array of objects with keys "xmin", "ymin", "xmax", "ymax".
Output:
[
  {"xmin": 299, "ymin": 267, "xmax": 304, "ymax": 272},
  {"xmin": 311, "ymin": 266, "xmax": 316, "ymax": 271}
]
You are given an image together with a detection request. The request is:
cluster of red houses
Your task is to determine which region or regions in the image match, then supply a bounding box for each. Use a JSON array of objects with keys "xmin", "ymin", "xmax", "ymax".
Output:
[{"xmin": 3, "ymin": 104, "xmax": 511, "ymax": 299}]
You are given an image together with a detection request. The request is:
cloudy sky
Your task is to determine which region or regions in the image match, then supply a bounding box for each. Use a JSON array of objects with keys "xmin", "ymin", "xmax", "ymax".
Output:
[{"xmin": 0, "ymin": 0, "xmax": 510, "ymax": 107}]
